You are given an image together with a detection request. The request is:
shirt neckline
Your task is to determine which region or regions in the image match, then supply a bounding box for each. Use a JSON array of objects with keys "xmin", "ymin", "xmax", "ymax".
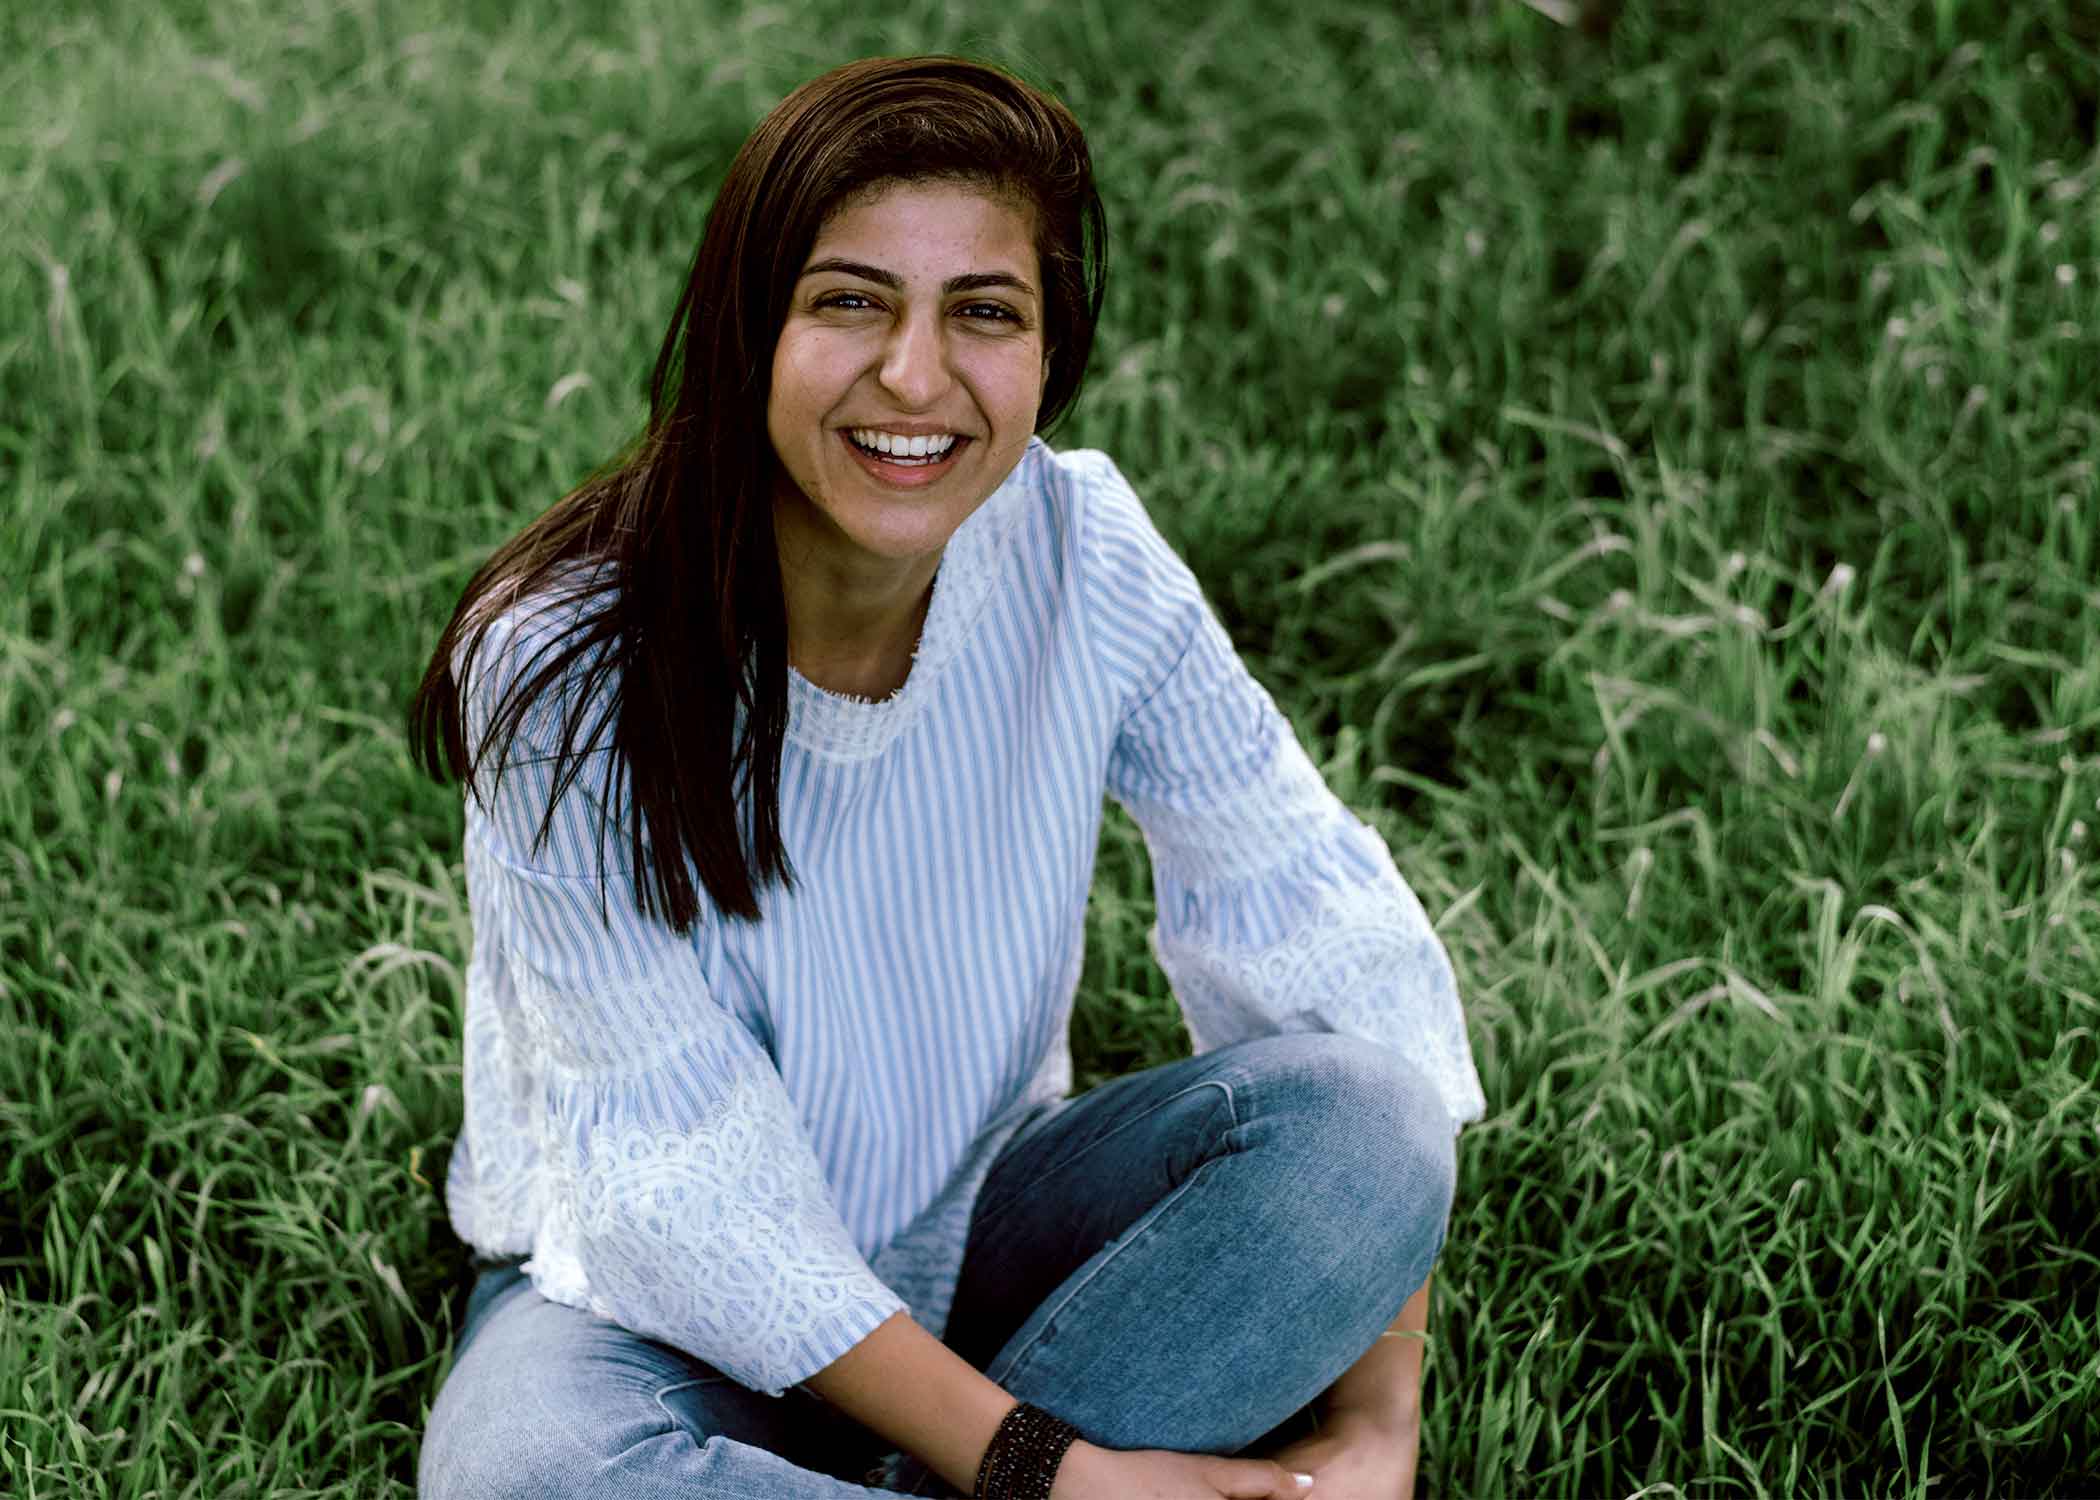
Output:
[{"xmin": 784, "ymin": 440, "xmax": 1037, "ymax": 763}]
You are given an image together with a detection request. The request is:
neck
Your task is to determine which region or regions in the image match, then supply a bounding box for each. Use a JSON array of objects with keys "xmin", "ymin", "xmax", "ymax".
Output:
[{"xmin": 775, "ymin": 521, "xmax": 941, "ymax": 703}]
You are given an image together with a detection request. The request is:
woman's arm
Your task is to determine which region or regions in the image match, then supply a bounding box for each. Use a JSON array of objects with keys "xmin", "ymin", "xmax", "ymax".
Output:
[
  {"xmin": 459, "ymin": 606, "xmax": 909, "ymax": 1394},
  {"xmin": 802, "ymin": 1312, "xmax": 1015, "ymax": 1494},
  {"xmin": 1075, "ymin": 451, "xmax": 1488, "ymax": 1133},
  {"xmin": 806, "ymin": 1312, "xmax": 1322, "ymax": 1499}
]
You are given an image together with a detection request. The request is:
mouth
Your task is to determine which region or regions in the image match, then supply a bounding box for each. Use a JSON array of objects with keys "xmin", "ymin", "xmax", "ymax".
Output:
[{"xmin": 838, "ymin": 429, "xmax": 971, "ymax": 487}]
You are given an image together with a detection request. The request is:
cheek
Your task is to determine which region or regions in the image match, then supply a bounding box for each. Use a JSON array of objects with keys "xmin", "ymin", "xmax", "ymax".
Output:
[
  {"xmin": 974, "ymin": 346, "xmax": 1047, "ymax": 425},
  {"xmin": 769, "ymin": 333, "xmax": 847, "ymax": 422}
]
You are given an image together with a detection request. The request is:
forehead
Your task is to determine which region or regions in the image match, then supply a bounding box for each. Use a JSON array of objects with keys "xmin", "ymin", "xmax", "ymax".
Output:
[{"xmin": 806, "ymin": 179, "xmax": 1039, "ymax": 279}]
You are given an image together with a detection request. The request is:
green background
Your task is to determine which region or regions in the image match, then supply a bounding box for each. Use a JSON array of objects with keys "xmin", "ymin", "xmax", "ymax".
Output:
[{"xmin": 4, "ymin": 0, "xmax": 2097, "ymax": 1493}]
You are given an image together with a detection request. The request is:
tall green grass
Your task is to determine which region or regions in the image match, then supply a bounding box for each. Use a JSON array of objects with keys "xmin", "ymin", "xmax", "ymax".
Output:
[{"xmin": 4, "ymin": 0, "xmax": 2096, "ymax": 1493}]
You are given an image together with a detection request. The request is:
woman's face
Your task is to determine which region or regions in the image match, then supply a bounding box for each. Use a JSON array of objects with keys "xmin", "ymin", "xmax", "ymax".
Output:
[{"xmin": 767, "ymin": 179, "xmax": 1047, "ymax": 578}]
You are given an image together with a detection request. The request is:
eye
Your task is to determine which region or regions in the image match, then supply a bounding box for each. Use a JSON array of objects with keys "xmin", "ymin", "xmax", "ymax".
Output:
[
  {"xmin": 958, "ymin": 302, "xmax": 1022, "ymax": 324},
  {"xmin": 815, "ymin": 291, "xmax": 878, "ymax": 312}
]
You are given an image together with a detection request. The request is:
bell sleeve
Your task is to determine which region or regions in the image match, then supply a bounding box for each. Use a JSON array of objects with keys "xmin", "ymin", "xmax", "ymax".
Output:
[
  {"xmin": 1075, "ymin": 453, "xmax": 1488, "ymax": 1134},
  {"xmin": 458, "ymin": 603, "xmax": 905, "ymax": 1395}
]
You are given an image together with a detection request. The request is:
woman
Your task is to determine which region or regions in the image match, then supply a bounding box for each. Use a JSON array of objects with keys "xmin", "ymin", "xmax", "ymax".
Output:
[{"xmin": 412, "ymin": 54, "xmax": 1486, "ymax": 1500}]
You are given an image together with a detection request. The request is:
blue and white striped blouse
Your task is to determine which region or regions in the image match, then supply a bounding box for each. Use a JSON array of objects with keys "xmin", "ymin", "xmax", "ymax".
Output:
[{"xmin": 446, "ymin": 437, "xmax": 1488, "ymax": 1397}]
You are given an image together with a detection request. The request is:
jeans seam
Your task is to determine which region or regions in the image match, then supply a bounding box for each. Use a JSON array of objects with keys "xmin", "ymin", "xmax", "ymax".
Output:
[
  {"xmin": 972, "ymin": 1079, "xmax": 1238, "ymax": 1234},
  {"xmin": 985, "ymin": 1076, "xmax": 1243, "ymax": 1390}
]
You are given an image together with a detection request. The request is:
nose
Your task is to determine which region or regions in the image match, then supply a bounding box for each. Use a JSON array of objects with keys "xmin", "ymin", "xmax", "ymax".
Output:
[{"xmin": 876, "ymin": 308, "xmax": 953, "ymax": 410}]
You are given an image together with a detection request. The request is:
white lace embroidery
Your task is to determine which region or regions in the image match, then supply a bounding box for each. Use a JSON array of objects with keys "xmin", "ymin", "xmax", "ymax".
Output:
[
  {"xmin": 785, "ymin": 448, "xmax": 1033, "ymax": 763},
  {"xmin": 1150, "ymin": 841, "xmax": 1489, "ymax": 1132},
  {"xmin": 475, "ymin": 924, "xmax": 903, "ymax": 1392},
  {"xmin": 528, "ymin": 1065, "xmax": 902, "ymax": 1395}
]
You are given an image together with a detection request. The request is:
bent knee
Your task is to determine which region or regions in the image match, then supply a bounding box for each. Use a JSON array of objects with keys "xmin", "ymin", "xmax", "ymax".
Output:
[
  {"xmin": 1328, "ymin": 1034, "xmax": 1454, "ymax": 1184},
  {"xmin": 1231, "ymin": 1032, "xmax": 1458, "ymax": 1266}
]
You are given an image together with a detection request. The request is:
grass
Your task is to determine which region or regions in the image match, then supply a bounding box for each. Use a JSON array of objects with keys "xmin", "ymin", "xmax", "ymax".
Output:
[{"xmin": 3, "ymin": 0, "xmax": 2097, "ymax": 1493}]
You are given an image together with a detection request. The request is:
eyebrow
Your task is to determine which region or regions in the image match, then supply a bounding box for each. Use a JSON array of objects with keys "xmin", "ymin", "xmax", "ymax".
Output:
[{"xmin": 799, "ymin": 258, "xmax": 1037, "ymax": 299}]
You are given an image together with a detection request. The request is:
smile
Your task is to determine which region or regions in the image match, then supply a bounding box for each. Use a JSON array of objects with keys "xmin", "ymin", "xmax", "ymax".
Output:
[
  {"xmin": 849, "ymin": 427, "xmax": 961, "ymax": 461},
  {"xmin": 838, "ymin": 429, "xmax": 969, "ymax": 487}
]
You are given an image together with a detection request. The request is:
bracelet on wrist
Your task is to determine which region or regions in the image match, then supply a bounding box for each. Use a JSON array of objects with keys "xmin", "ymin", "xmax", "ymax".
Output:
[{"xmin": 972, "ymin": 1400, "xmax": 1082, "ymax": 1500}]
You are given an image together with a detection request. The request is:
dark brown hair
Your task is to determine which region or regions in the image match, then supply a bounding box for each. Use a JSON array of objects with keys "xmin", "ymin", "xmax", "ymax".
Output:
[{"xmin": 407, "ymin": 55, "xmax": 1108, "ymax": 930}]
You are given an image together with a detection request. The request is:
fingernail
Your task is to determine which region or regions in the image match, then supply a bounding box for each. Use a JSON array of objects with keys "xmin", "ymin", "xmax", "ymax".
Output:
[{"xmin": 1294, "ymin": 1475, "xmax": 1315, "ymax": 1490}]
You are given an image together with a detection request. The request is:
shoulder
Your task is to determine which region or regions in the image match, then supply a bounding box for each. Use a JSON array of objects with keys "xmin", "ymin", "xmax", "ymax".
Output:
[
  {"xmin": 454, "ymin": 560, "xmax": 620, "ymax": 714},
  {"xmin": 952, "ymin": 438, "xmax": 1169, "ymax": 627},
  {"xmin": 450, "ymin": 559, "xmax": 633, "ymax": 846},
  {"xmin": 1018, "ymin": 441, "xmax": 1213, "ymax": 710},
  {"xmin": 1026, "ymin": 440, "xmax": 1199, "ymax": 607},
  {"xmin": 459, "ymin": 557, "xmax": 613, "ymax": 661},
  {"xmin": 1014, "ymin": 439, "xmax": 1184, "ymax": 590},
  {"xmin": 1025, "ymin": 439, "xmax": 1148, "ymax": 529}
]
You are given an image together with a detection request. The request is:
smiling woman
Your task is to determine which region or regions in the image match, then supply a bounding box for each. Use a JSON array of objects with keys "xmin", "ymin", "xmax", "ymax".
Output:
[{"xmin": 407, "ymin": 54, "xmax": 1483, "ymax": 1500}]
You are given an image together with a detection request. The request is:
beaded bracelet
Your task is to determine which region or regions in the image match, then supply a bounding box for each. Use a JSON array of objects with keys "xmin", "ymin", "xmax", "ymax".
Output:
[{"xmin": 972, "ymin": 1401, "xmax": 1082, "ymax": 1500}]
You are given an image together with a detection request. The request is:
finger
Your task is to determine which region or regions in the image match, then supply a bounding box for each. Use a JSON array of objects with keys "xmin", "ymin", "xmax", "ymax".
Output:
[{"xmin": 1215, "ymin": 1458, "xmax": 1316, "ymax": 1497}]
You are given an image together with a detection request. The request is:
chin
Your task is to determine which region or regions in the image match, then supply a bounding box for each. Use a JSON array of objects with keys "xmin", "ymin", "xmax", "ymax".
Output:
[{"xmin": 840, "ymin": 511, "xmax": 967, "ymax": 562}]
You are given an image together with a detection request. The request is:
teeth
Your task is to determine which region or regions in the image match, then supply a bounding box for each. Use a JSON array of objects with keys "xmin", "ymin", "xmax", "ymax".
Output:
[{"xmin": 851, "ymin": 428, "xmax": 959, "ymax": 458}]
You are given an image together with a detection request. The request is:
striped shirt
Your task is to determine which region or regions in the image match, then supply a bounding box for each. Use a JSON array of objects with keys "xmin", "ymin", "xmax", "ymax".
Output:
[{"xmin": 446, "ymin": 437, "xmax": 1488, "ymax": 1396}]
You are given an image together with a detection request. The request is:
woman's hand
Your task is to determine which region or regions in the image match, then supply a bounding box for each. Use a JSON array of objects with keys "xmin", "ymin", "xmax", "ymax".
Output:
[
  {"xmin": 1260, "ymin": 1408, "xmax": 1419, "ymax": 1500},
  {"xmin": 1050, "ymin": 1438, "xmax": 1315, "ymax": 1498}
]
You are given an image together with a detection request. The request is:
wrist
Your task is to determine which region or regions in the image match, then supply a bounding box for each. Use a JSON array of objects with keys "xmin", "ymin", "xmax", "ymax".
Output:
[
  {"xmin": 973, "ymin": 1401, "xmax": 1084, "ymax": 1499},
  {"xmin": 1045, "ymin": 1440, "xmax": 1106, "ymax": 1500}
]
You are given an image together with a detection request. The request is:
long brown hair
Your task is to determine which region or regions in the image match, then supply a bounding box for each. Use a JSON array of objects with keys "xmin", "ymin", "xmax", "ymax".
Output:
[{"xmin": 406, "ymin": 55, "xmax": 1108, "ymax": 930}]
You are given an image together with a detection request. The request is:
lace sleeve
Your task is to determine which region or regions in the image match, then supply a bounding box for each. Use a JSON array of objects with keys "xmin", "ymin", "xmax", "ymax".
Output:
[
  {"xmin": 1079, "ymin": 456, "xmax": 1487, "ymax": 1133},
  {"xmin": 458, "ymin": 603, "xmax": 903, "ymax": 1396}
]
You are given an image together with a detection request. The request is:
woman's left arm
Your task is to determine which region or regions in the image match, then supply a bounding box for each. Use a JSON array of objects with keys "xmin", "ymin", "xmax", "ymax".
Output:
[{"xmin": 1078, "ymin": 452, "xmax": 1487, "ymax": 1133}]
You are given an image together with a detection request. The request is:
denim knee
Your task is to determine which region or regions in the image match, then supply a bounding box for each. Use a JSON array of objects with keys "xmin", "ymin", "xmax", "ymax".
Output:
[{"xmin": 1223, "ymin": 1031, "xmax": 1458, "ymax": 1291}]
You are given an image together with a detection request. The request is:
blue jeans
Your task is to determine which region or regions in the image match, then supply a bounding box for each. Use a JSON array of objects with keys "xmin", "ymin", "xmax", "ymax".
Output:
[{"xmin": 419, "ymin": 1032, "xmax": 1457, "ymax": 1497}]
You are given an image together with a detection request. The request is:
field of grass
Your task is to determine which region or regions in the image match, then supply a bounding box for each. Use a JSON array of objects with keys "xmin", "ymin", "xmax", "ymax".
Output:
[{"xmin": 5, "ymin": 0, "xmax": 2098, "ymax": 1493}]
